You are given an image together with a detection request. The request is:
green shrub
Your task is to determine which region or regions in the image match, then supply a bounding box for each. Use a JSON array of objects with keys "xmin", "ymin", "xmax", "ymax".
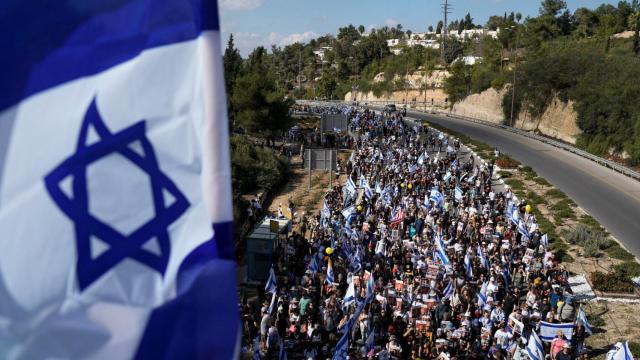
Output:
[
  {"xmin": 605, "ymin": 243, "xmax": 636, "ymax": 261},
  {"xmin": 613, "ymin": 261, "xmax": 640, "ymax": 278},
  {"xmin": 545, "ymin": 188, "xmax": 568, "ymax": 199},
  {"xmin": 533, "ymin": 177, "xmax": 551, "ymax": 186},
  {"xmin": 498, "ymin": 171, "xmax": 513, "ymax": 178},
  {"xmin": 629, "ymin": 342, "xmax": 640, "ymax": 357},
  {"xmin": 565, "ymin": 224, "xmax": 611, "ymax": 257},
  {"xmin": 231, "ymin": 135, "xmax": 289, "ymax": 193},
  {"xmin": 519, "ymin": 166, "xmax": 537, "ymax": 180},
  {"xmin": 526, "ymin": 191, "xmax": 546, "ymax": 205},
  {"xmin": 550, "ymin": 199, "xmax": 577, "ymax": 224},
  {"xmin": 504, "ymin": 179, "xmax": 525, "ymax": 190},
  {"xmin": 590, "ymin": 270, "xmax": 635, "ymax": 293}
]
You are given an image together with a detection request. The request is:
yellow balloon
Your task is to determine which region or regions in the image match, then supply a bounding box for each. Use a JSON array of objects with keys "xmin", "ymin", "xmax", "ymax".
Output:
[
  {"xmin": 357, "ymin": 205, "xmax": 363, "ymax": 212},
  {"xmin": 525, "ymin": 204, "xmax": 532, "ymax": 213},
  {"xmin": 325, "ymin": 247, "xmax": 334, "ymax": 255},
  {"xmin": 408, "ymin": 183, "xmax": 413, "ymax": 189},
  {"xmin": 400, "ymin": 183, "xmax": 405, "ymax": 188}
]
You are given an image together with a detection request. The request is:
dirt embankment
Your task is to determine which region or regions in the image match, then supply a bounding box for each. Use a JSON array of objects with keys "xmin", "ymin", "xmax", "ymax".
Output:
[{"xmin": 451, "ymin": 87, "xmax": 581, "ymax": 144}]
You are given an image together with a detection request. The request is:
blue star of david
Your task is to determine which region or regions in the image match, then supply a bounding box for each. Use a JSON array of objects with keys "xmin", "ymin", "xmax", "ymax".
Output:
[{"xmin": 44, "ymin": 97, "xmax": 190, "ymax": 291}]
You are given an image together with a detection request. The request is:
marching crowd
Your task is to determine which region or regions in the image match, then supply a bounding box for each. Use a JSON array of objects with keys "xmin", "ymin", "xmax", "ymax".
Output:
[{"xmin": 243, "ymin": 105, "xmax": 598, "ymax": 360}]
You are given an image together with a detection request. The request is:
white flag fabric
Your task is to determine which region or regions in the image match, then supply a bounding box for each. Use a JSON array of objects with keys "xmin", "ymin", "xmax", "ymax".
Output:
[
  {"xmin": 539, "ymin": 321, "xmax": 575, "ymax": 342},
  {"xmin": 526, "ymin": 331, "xmax": 545, "ymax": 360},
  {"xmin": 0, "ymin": 1, "xmax": 239, "ymax": 359}
]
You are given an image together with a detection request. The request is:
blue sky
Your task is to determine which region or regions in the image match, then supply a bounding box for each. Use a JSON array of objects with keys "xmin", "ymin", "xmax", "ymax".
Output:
[{"xmin": 219, "ymin": 0, "xmax": 619, "ymax": 56}]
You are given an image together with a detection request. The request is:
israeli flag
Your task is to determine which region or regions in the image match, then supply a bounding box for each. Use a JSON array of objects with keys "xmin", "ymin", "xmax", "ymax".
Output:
[
  {"xmin": 366, "ymin": 272, "xmax": 375, "ymax": 300},
  {"xmin": 364, "ymin": 184, "xmax": 373, "ymax": 200},
  {"xmin": 443, "ymin": 171, "xmax": 452, "ymax": 182},
  {"xmin": 359, "ymin": 174, "xmax": 368, "ymax": 188},
  {"xmin": 375, "ymin": 181, "xmax": 383, "ymax": 194},
  {"xmin": 265, "ymin": 267, "xmax": 277, "ymax": 294},
  {"xmin": 438, "ymin": 133, "xmax": 444, "ymax": 140},
  {"xmin": 0, "ymin": 1, "xmax": 239, "ymax": 359},
  {"xmin": 333, "ymin": 331, "xmax": 349, "ymax": 360},
  {"xmin": 464, "ymin": 253, "xmax": 473, "ymax": 278},
  {"xmin": 279, "ymin": 339, "xmax": 288, "ymax": 360},
  {"xmin": 517, "ymin": 219, "xmax": 530, "ymax": 238},
  {"xmin": 322, "ymin": 200, "xmax": 332, "ymax": 220},
  {"xmin": 253, "ymin": 336, "xmax": 263, "ymax": 360},
  {"xmin": 577, "ymin": 308, "xmax": 593, "ymax": 336},
  {"xmin": 455, "ymin": 186, "xmax": 464, "ymax": 202},
  {"xmin": 478, "ymin": 282, "xmax": 488, "ymax": 306},
  {"xmin": 443, "ymin": 280, "xmax": 454, "ymax": 299},
  {"xmin": 526, "ymin": 331, "xmax": 545, "ymax": 360},
  {"xmin": 477, "ymin": 245, "xmax": 489, "ymax": 269},
  {"xmin": 343, "ymin": 282, "xmax": 356, "ymax": 310},
  {"xmin": 342, "ymin": 205, "xmax": 356, "ymax": 219},
  {"xmin": 609, "ymin": 342, "xmax": 635, "ymax": 360},
  {"xmin": 327, "ymin": 260, "xmax": 335, "ymax": 284},
  {"xmin": 417, "ymin": 153, "xmax": 425, "ymax": 165},
  {"xmin": 346, "ymin": 177, "xmax": 357, "ymax": 196},
  {"xmin": 375, "ymin": 239, "xmax": 386, "ymax": 256},
  {"xmin": 541, "ymin": 233, "xmax": 549, "ymax": 248},
  {"xmin": 437, "ymin": 246, "xmax": 450, "ymax": 266},
  {"xmin": 430, "ymin": 189, "xmax": 444, "ymax": 208}
]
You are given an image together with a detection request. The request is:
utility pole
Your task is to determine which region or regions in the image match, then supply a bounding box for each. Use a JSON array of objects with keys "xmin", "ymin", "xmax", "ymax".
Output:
[
  {"xmin": 441, "ymin": 0, "xmax": 451, "ymax": 63},
  {"xmin": 298, "ymin": 49, "xmax": 302, "ymax": 90}
]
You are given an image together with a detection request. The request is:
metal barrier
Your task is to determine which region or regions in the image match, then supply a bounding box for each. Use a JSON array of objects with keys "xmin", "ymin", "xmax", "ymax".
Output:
[{"xmin": 441, "ymin": 112, "xmax": 640, "ymax": 181}]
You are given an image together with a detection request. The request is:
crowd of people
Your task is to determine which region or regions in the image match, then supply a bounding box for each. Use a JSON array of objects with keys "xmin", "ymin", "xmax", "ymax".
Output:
[{"xmin": 242, "ymin": 105, "xmax": 594, "ymax": 359}]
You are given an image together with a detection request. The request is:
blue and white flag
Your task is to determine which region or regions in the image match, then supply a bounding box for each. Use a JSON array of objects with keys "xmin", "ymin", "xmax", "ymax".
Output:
[
  {"xmin": 430, "ymin": 189, "xmax": 444, "ymax": 209},
  {"xmin": 254, "ymin": 336, "xmax": 263, "ymax": 360},
  {"xmin": 478, "ymin": 282, "xmax": 488, "ymax": 306},
  {"xmin": 526, "ymin": 331, "xmax": 545, "ymax": 360},
  {"xmin": 375, "ymin": 182, "xmax": 383, "ymax": 195},
  {"xmin": 443, "ymin": 171, "xmax": 452, "ymax": 182},
  {"xmin": 0, "ymin": 1, "xmax": 239, "ymax": 358},
  {"xmin": 343, "ymin": 282, "xmax": 356, "ymax": 310},
  {"xmin": 342, "ymin": 205, "xmax": 356, "ymax": 220},
  {"xmin": 541, "ymin": 233, "xmax": 549, "ymax": 248},
  {"xmin": 477, "ymin": 245, "xmax": 489, "ymax": 269},
  {"xmin": 359, "ymin": 175, "xmax": 368, "ymax": 188},
  {"xmin": 417, "ymin": 153, "xmax": 425, "ymax": 165},
  {"xmin": 539, "ymin": 322, "xmax": 574, "ymax": 342},
  {"xmin": 455, "ymin": 186, "xmax": 464, "ymax": 202},
  {"xmin": 346, "ymin": 177, "xmax": 357, "ymax": 195},
  {"xmin": 464, "ymin": 253, "xmax": 474, "ymax": 278},
  {"xmin": 327, "ymin": 260, "xmax": 335, "ymax": 284},
  {"xmin": 577, "ymin": 307, "xmax": 593, "ymax": 336},
  {"xmin": 266, "ymin": 267, "xmax": 277, "ymax": 293},
  {"xmin": 364, "ymin": 183, "xmax": 373, "ymax": 200},
  {"xmin": 517, "ymin": 219, "xmax": 530, "ymax": 238},
  {"xmin": 609, "ymin": 342, "xmax": 635, "ymax": 360},
  {"xmin": 333, "ymin": 331, "xmax": 349, "ymax": 360},
  {"xmin": 309, "ymin": 254, "xmax": 320, "ymax": 274},
  {"xmin": 443, "ymin": 280, "xmax": 454, "ymax": 299},
  {"xmin": 322, "ymin": 200, "xmax": 332, "ymax": 220},
  {"xmin": 279, "ymin": 340, "xmax": 288, "ymax": 360},
  {"xmin": 366, "ymin": 272, "xmax": 375, "ymax": 300}
]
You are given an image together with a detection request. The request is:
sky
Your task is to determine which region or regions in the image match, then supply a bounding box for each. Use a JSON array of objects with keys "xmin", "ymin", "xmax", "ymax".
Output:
[{"xmin": 219, "ymin": 0, "xmax": 620, "ymax": 56}]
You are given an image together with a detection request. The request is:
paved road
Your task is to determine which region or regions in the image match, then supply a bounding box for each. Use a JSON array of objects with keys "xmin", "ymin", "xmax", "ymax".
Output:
[{"xmin": 406, "ymin": 110, "xmax": 640, "ymax": 258}]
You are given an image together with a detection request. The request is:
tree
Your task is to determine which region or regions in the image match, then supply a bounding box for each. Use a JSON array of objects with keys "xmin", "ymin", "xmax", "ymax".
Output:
[
  {"xmin": 428, "ymin": 25, "xmax": 434, "ymax": 32},
  {"xmin": 224, "ymin": 34, "xmax": 243, "ymax": 127},
  {"xmin": 436, "ymin": 21, "xmax": 443, "ymax": 34},
  {"xmin": 231, "ymin": 47, "xmax": 293, "ymax": 137},
  {"xmin": 443, "ymin": 61, "xmax": 472, "ymax": 106},
  {"xmin": 540, "ymin": 0, "xmax": 568, "ymax": 17},
  {"xmin": 358, "ymin": 25, "xmax": 365, "ymax": 34},
  {"xmin": 464, "ymin": 13, "xmax": 474, "ymax": 30}
]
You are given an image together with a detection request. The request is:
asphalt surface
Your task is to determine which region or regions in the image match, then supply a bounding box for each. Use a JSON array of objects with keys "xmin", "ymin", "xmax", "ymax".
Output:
[{"xmin": 407, "ymin": 110, "xmax": 640, "ymax": 259}]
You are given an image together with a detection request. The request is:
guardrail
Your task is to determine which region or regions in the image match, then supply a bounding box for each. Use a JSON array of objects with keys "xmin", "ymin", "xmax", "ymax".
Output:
[
  {"xmin": 298, "ymin": 99, "xmax": 640, "ymax": 182},
  {"xmin": 440, "ymin": 112, "xmax": 640, "ymax": 181}
]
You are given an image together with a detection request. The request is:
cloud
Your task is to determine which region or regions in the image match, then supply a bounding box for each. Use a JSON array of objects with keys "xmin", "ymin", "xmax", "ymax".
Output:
[
  {"xmin": 384, "ymin": 18, "xmax": 400, "ymax": 27},
  {"xmin": 266, "ymin": 31, "xmax": 319, "ymax": 46},
  {"xmin": 220, "ymin": 0, "xmax": 264, "ymax": 11},
  {"xmin": 227, "ymin": 31, "xmax": 318, "ymax": 57}
]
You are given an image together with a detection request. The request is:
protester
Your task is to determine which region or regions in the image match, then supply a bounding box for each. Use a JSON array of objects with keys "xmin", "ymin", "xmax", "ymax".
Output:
[{"xmin": 245, "ymin": 104, "xmax": 590, "ymax": 359}]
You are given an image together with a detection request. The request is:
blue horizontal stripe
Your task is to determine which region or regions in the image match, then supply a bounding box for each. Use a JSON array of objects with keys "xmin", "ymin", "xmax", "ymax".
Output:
[
  {"xmin": 541, "ymin": 322, "xmax": 575, "ymax": 329},
  {"xmin": 0, "ymin": 0, "xmax": 219, "ymax": 112}
]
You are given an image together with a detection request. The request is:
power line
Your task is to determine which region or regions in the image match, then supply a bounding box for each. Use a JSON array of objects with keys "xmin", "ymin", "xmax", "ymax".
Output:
[{"xmin": 441, "ymin": 0, "xmax": 452, "ymax": 62}]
